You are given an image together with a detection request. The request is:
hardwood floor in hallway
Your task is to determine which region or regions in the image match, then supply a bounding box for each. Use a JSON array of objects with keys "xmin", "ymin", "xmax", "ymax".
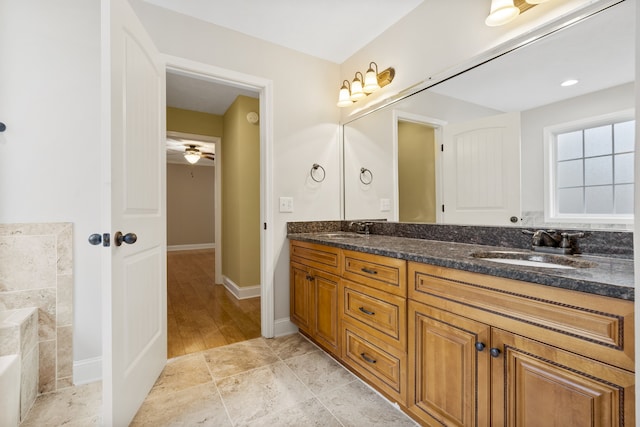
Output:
[{"xmin": 167, "ymin": 249, "xmax": 261, "ymax": 359}]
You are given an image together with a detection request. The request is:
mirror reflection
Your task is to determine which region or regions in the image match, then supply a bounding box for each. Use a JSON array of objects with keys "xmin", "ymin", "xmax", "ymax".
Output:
[{"xmin": 343, "ymin": 1, "xmax": 635, "ymax": 229}]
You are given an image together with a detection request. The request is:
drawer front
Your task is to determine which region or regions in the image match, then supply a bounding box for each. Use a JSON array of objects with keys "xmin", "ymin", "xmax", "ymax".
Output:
[
  {"xmin": 342, "ymin": 321, "xmax": 406, "ymax": 403},
  {"xmin": 341, "ymin": 280, "xmax": 406, "ymax": 349},
  {"xmin": 342, "ymin": 250, "xmax": 406, "ymax": 296},
  {"xmin": 290, "ymin": 241, "xmax": 340, "ymax": 274},
  {"xmin": 408, "ymin": 262, "xmax": 635, "ymax": 372}
]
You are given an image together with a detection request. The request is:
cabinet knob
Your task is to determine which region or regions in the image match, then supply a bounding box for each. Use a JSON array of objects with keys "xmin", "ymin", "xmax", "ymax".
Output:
[
  {"xmin": 490, "ymin": 348, "xmax": 501, "ymax": 358},
  {"xmin": 306, "ymin": 275, "xmax": 314, "ymax": 281},
  {"xmin": 475, "ymin": 342, "xmax": 486, "ymax": 352}
]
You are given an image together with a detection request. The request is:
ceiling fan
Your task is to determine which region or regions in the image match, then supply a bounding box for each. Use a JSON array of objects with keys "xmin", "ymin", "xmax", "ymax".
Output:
[{"xmin": 166, "ymin": 138, "xmax": 215, "ymax": 165}]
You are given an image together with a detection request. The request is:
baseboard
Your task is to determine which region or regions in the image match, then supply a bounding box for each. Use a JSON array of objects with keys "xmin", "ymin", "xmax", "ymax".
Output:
[
  {"xmin": 274, "ymin": 318, "xmax": 298, "ymax": 337},
  {"xmin": 167, "ymin": 243, "xmax": 215, "ymax": 252},
  {"xmin": 73, "ymin": 356, "xmax": 102, "ymax": 385},
  {"xmin": 222, "ymin": 276, "xmax": 261, "ymax": 300}
]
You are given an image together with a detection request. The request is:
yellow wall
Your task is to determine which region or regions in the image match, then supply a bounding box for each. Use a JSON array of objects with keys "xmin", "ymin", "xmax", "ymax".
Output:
[
  {"xmin": 166, "ymin": 163, "xmax": 215, "ymax": 246},
  {"xmin": 167, "ymin": 106, "xmax": 223, "ymax": 137},
  {"xmin": 398, "ymin": 121, "xmax": 436, "ymax": 223},
  {"xmin": 221, "ymin": 96, "xmax": 261, "ymax": 287}
]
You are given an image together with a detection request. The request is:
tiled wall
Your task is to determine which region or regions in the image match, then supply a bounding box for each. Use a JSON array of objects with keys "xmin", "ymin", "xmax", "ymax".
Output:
[{"xmin": 0, "ymin": 223, "xmax": 73, "ymax": 393}]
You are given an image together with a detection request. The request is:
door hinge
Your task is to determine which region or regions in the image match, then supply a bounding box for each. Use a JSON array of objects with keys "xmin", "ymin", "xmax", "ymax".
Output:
[
  {"xmin": 441, "ymin": 204, "xmax": 445, "ymax": 213},
  {"xmin": 441, "ymin": 144, "xmax": 444, "ymax": 152},
  {"xmin": 264, "ymin": 222, "xmax": 267, "ymax": 230}
]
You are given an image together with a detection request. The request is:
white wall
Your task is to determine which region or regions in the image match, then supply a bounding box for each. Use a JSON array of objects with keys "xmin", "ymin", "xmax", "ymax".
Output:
[{"xmin": 0, "ymin": 0, "xmax": 102, "ymax": 378}]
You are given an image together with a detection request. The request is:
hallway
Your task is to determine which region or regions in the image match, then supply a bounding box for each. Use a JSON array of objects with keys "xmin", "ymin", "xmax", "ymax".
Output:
[{"xmin": 167, "ymin": 249, "xmax": 261, "ymax": 358}]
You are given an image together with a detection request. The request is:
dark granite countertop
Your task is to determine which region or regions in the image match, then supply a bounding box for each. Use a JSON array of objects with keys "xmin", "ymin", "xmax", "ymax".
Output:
[{"xmin": 288, "ymin": 232, "xmax": 634, "ymax": 301}]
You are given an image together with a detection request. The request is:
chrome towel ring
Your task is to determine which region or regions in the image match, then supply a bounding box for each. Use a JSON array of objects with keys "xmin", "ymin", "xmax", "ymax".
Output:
[
  {"xmin": 360, "ymin": 167, "xmax": 373, "ymax": 185},
  {"xmin": 310, "ymin": 163, "xmax": 326, "ymax": 182}
]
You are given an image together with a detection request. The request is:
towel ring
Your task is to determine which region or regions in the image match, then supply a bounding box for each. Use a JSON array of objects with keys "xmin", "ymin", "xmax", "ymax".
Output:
[
  {"xmin": 360, "ymin": 167, "xmax": 373, "ymax": 185},
  {"xmin": 310, "ymin": 163, "xmax": 326, "ymax": 182}
]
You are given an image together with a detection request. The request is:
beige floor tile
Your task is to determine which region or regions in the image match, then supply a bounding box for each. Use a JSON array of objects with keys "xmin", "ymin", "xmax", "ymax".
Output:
[
  {"xmin": 265, "ymin": 333, "xmax": 320, "ymax": 360},
  {"xmin": 20, "ymin": 381, "xmax": 102, "ymax": 427},
  {"xmin": 131, "ymin": 382, "xmax": 232, "ymax": 426},
  {"xmin": 244, "ymin": 397, "xmax": 343, "ymax": 427},
  {"xmin": 318, "ymin": 380, "xmax": 419, "ymax": 427},
  {"xmin": 284, "ymin": 350, "xmax": 356, "ymax": 395},
  {"xmin": 203, "ymin": 337, "xmax": 279, "ymax": 380},
  {"xmin": 147, "ymin": 353, "xmax": 212, "ymax": 399},
  {"xmin": 216, "ymin": 361, "xmax": 314, "ymax": 426}
]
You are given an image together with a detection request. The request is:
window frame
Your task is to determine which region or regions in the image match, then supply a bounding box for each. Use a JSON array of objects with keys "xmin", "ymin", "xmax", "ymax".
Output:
[{"xmin": 543, "ymin": 109, "xmax": 635, "ymax": 225}]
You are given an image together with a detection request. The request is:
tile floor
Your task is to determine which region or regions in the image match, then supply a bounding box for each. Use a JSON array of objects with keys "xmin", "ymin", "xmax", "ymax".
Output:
[{"xmin": 20, "ymin": 334, "xmax": 418, "ymax": 426}]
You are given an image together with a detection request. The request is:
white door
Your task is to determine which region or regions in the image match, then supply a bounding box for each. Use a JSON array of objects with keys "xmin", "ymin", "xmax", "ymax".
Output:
[
  {"xmin": 101, "ymin": 0, "xmax": 166, "ymax": 425},
  {"xmin": 442, "ymin": 112, "xmax": 521, "ymax": 226}
]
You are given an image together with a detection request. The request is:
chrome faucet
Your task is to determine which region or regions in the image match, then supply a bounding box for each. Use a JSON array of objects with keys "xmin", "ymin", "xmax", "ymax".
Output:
[
  {"xmin": 523, "ymin": 229, "xmax": 585, "ymax": 254},
  {"xmin": 350, "ymin": 221, "xmax": 374, "ymax": 235}
]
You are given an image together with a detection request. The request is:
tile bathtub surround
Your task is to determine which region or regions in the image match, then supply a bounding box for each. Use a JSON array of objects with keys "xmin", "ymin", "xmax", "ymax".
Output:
[
  {"xmin": 0, "ymin": 223, "xmax": 73, "ymax": 393},
  {"xmin": 287, "ymin": 220, "xmax": 633, "ymax": 258}
]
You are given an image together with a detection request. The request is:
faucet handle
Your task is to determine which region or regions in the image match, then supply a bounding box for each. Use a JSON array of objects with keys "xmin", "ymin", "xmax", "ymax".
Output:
[{"xmin": 560, "ymin": 232, "xmax": 586, "ymax": 248}]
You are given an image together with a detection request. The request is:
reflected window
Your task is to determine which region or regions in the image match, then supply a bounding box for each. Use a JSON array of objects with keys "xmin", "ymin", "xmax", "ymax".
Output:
[{"xmin": 546, "ymin": 112, "xmax": 634, "ymax": 223}]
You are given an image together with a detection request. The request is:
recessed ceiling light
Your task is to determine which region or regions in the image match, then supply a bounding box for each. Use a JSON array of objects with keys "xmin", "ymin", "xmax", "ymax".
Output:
[{"xmin": 560, "ymin": 79, "xmax": 579, "ymax": 87}]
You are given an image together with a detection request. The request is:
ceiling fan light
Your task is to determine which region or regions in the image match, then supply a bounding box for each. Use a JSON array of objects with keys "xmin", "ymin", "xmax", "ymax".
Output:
[
  {"xmin": 184, "ymin": 146, "xmax": 201, "ymax": 164},
  {"xmin": 485, "ymin": 0, "xmax": 520, "ymax": 27}
]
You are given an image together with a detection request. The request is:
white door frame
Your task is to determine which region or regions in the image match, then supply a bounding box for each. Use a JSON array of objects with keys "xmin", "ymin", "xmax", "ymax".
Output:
[
  {"xmin": 392, "ymin": 110, "xmax": 447, "ymax": 223},
  {"xmin": 162, "ymin": 54, "xmax": 275, "ymax": 338}
]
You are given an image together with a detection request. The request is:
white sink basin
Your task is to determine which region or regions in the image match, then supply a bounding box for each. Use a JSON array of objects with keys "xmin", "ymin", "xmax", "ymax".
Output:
[{"xmin": 471, "ymin": 251, "xmax": 596, "ymax": 269}]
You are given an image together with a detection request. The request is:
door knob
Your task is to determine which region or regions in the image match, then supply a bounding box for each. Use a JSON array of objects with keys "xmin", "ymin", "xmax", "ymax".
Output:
[
  {"xmin": 88, "ymin": 234, "xmax": 102, "ymax": 245},
  {"xmin": 114, "ymin": 231, "xmax": 137, "ymax": 246}
]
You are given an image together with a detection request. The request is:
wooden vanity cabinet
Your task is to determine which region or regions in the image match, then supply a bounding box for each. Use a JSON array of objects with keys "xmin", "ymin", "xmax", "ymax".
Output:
[
  {"xmin": 407, "ymin": 262, "xmax": 635, "ymax": 427},
  {"xmin": 289, "ymin": 241, "xmax": 341, "ymax": 356},
  {"xmin": 339, "ymin": 249, "xmax": 408, "ymax": 404}
]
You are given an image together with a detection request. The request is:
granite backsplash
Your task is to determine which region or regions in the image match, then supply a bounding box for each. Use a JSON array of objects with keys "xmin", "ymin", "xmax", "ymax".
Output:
[{"xmin": 286, "ymin": 220, "xmax": 633, "ymax": 259}]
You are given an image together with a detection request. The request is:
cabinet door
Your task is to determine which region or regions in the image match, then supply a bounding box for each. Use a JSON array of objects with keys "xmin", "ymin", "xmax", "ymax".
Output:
[
  {"xmin": 313, "ymin": 270, "xmax": 340, "ymax": 355},
  {"xmin": 491, "ymin": 328, "xmax": 635, "ymax": 427},
  {"xmin": 408, "ymin": 300, "xmax": 491, "ymax": 427},
  {"xmin": 290, "ymin": 262, "xmax": 312, "ymax": 333}
]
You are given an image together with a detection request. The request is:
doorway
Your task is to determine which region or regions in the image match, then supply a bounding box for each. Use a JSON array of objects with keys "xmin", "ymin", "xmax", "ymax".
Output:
[{"xmin": 163, "ymin": 58, "xmax": 274, "ymax": 357}]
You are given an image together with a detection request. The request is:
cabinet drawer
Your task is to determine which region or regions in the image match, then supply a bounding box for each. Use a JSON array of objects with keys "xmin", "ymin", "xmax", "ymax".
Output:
[
  {"xmin": 342, "ymin": 321, "xmax": 407, "ymax": 404},
  {"xmin": 409, "ymin": 262, "xmax": 635, "ymax": 372},
  {"xmin": 340, "ymin": 280, "xmax": 406, "ymax": 349},
  {"xmin": 290, "ymin": 241, "xmax": 340, "ymax": 275},
  {"xmin": 342, "ymin": 249, "xmax": 406, "ymax": 296}
]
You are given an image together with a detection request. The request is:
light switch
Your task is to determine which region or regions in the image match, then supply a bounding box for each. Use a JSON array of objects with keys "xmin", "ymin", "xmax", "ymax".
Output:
[
  {"xmin": 380, "ymin": 198, "xmax": 391, "ymax": 212},
  {"xmin": 279, "ymin": 197, "xmax": 294, "ymax": 213}
]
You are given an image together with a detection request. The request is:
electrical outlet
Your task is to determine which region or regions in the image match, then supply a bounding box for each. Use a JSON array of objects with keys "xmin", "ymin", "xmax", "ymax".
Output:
[
  {"xmin": 380, "ymin": 198, "xmax": 391, "ymax": 212},
  {"xmin": 279, "ymin": 197, "xmax": 294, "ymax": 213}
]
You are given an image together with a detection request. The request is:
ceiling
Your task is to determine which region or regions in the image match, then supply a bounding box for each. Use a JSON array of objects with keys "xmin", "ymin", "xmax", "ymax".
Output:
[{"xmin": 142, "ymin": 0, "xmax": 424, "ymax": 64}]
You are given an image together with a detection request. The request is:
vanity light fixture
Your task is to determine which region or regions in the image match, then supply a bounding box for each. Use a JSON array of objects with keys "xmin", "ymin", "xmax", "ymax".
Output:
[
  {"xmin": 337, "ymin": 62, "xmax": 395, "ymax": 107},
  {"xmin": 486, "ymin": 0, "xmax": 554, "ymax": 27},
  {"xmin": 485, "ymin": 0, "xmax": 520, "ymax": 26},
  {"xmin": 184, "ymin": 145, "xmax": 201, "ymax": 164}
]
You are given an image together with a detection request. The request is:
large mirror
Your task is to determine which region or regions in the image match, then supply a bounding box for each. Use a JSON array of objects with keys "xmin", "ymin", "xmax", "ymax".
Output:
[{"xmin": 343, "ymin": 0, "xmax": 635, "ymax": 229}]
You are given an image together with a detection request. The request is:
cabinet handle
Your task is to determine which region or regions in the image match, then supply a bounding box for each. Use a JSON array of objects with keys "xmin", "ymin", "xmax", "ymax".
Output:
[
  {"xmin": 360, "ymin": 352, "xmax": 377, "ymax": 364},
  {"xmin": 361, "ymin": 267, "xmax": 378, "ymax": 275},
  {"xmin": 475, "ymin": 342, "xmax": 486, "ymax": 352},
  {"xmin": 358, "ymin": 307, "xmax": 375, "ymax": 316},
  {"xmin": 490, "ymin": 348, "xmax": 501, "ymax": 358}
]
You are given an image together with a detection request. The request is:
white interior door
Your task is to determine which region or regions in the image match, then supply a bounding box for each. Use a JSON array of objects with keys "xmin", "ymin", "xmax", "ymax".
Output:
[
  {"xmin": 101, "ymin": 0, "xmax": 166, "ymax": 425},
  {"xmin": 442, "ymin": 112, "xmax": 521, "ymax": 226}
]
